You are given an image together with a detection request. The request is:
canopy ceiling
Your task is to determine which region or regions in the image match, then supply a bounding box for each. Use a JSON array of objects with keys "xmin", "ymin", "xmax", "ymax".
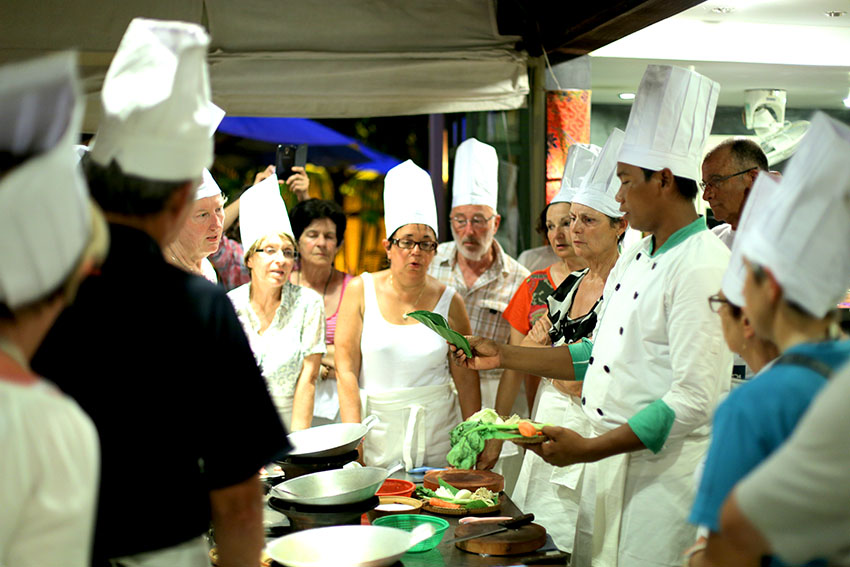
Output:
[{"xmin": 0, "ymin": 0, "xmax": 700, "ymax": 127}]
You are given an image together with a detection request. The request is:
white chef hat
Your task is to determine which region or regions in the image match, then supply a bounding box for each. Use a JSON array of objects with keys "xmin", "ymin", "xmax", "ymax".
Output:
[
  {"xmin": 618, "ymin": 65, "xmax": 720, "ymax": 182},
  {"xmin": 451, "ymin": 138, "xmax": 498, "ymax": 211},
  {"xmin": 739, "ymin": 111, "xmax": 850, "ymax": 317},
  {"xmin": 89, "ymin": 17, "xmax": 218, "ymax": 182},
  {"xmin": 551, "ymin": 143, "xmax": 600, "ymax": 204},
  {"xmin": 0, "ymin": 52, "xmax": 92, "ymax": 309},
  {"xmin": 239, "ymin": 173, "xmax": 293, "ymax": 252},
  {"xmin": 196, "ymin": 168, "xmax": 222, "ymax": 200},
  {"xmin": 383, "ymin": 160, "xmax": 439, "ymax": 239},
  {"xmin": 572, "ymin": 129, "xmax": 626, "ymax": 218},
  {"xmin": 721, "ymin": 173, "xmax": 778, "ymax": 306}
]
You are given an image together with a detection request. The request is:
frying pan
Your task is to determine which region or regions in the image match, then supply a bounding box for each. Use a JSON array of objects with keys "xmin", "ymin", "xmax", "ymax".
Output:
[
  {"xmin": 270, "ymin": 466, "xmax": 389, "ymax": 506},
  {"xmin": 286, "ymin": 415, "xmax": 379, "ymax": 458},
  {"xmin": 266, "ymin": 525, "xmax": 424, "ymax": 567}
]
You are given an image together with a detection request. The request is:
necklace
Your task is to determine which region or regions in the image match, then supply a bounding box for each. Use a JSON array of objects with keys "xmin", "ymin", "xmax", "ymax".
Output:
[
  {"xmin": 298, "ymin": 268, "xmax": 335, "ymax": 300},
  {"xmin": 390, "ymin": 273, "xmax": 426, "ymax": 317}
]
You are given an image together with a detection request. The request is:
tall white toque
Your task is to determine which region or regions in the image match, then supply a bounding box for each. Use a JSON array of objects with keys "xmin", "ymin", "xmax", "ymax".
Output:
[
  {"xmin": 551, "ymin": 143, "xmax": 600, "ymax": 204},
  {"xmin": 239, "ymin": 173, "xmax": 293, "ymax": 252},
  {"xmin": 0, "ymin": 52, "xmax": 92, "ymax": 309},
  {"xmin": 89, "ymin": 17, "xmax": 219, "ymax": 182},
  {"xmin": 618, "ymin": 65, "xmax": 720, "ymax": 182},
  {"xmin": 383, "ymin": 160, "xmax": 439, "ymax": 239},
  {"xmin": 571, "ymin": 129, "xmax": 626, "ymax": 218},
  {"xmin": 721, "ymin": 172, "xmax": 777, "ymax": 306},
  {"xmin": 196, "ymin": 168, "xmax": 222, "ymax": 200},
  {"xmin": 739, "ymin": 111, "xmax": 850, "ymax": 317},
  {"xmin": 451, "ymin": 138, "xmax": 498, "ymax": 211}
]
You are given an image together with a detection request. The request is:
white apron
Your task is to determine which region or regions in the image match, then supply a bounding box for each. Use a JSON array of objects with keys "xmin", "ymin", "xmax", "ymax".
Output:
[
  {"xmin": 110, "ymin": 536, "xmax": 208, "ymax": 567},
  {"xmin": 361, "ymin": 383, "xmax": 460, "ymax": 470},
  {"xmin": 571, "ymin": 427, "xmax": 707, "ymax": 567},
  {"xmin": 512, "ymin": 380, "xmax": 588, "ymax": 552}
]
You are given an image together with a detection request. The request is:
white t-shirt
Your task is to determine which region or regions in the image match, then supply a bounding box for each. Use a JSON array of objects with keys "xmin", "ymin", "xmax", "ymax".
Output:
[{"xmin": 0, "ymin": 379, "xmax": 99, "ymax": 567}]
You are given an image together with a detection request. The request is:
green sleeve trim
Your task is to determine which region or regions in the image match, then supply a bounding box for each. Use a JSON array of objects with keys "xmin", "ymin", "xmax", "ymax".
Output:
[
  {"xmin": 567, "ymin": 338, "xmax": 593, "ymax": 381},
  {"xmin": 628, "ymin": 399, "xmax": 676, "ymax": 453}
]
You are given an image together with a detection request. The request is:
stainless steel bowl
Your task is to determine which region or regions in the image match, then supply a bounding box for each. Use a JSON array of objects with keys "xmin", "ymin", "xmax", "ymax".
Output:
[
  {"xmin": 270, "ymin": 466, "xmax": 387, "ymax": 506},
  {"xmin": 286, "ymin": 415, "xmax": 378, "ymax": 458},
  {"xmin": 266, "ymin": 525, "xmax": 412, "ymax": 567}
]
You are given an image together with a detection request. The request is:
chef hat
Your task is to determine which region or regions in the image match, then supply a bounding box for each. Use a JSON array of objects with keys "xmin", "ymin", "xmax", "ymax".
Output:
[
  {"xmin": 572, "ymin": 129, "xmax": 626, "ymax": 218},
  {"xmin": 0, "ymin": 52, "xmax": 92, "ymax": 309},
  {"xmin": 451, "ymin": 138, "xmax": 498, "ymax": 211},
  {"xmin": 551, "ymin": 143, "xmax": 600, "ymax": 204},
  {"xmin": 618, "ymin": 65, "xmax": 720, "ymax": 182},
  {"xmin": 239, "ymin": 173, "xmax": 293, "ymax": 252},
  {"xmin": 739, "ymin": 112, "xmax": 850, "ymax": 317},
  {"xmin": 721, "ymin": 173, "xmax": 777, "ymax": 306},
  {"xmin": 383, "ymin": 160, "xmax": 439, "ymax": 239},
  {"xmin": 196, "ymin": 168, "xmax": 221, "ymax": 200},
  {"xmin": 89, "ymin": 18, "xmax": 218, "ymax": 182}
]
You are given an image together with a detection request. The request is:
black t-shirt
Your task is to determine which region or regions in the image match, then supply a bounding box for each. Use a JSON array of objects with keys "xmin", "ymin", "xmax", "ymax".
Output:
[{"xmin": 32, "ymin": 224, "xmax": 290, "ymax": 563}]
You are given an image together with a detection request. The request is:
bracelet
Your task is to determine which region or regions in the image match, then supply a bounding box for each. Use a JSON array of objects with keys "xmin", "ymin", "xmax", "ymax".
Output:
[{"xmin": 681, "ymin": 540, "xmax": 707, "ymax": 567}]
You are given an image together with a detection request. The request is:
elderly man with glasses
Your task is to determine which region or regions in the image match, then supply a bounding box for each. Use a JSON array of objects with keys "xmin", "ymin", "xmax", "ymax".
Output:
[
  {"xmin": 428, "ymin": 138, "xmax": 528, "ymax": 486},
  {"xmin": 700, "ymin": 138, "xmax": 769, "ymax": 248}
]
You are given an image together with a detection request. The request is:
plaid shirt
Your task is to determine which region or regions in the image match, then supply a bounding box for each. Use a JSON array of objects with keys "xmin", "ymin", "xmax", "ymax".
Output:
[{"xmin": 429, "ymin": 241, "xmax": 530, "ymax": 388}]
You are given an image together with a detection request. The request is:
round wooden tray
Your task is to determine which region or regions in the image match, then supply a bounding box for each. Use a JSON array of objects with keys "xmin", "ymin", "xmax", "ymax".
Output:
[
  {"xmin": 423, "ymin": 469, "xmax": 504, "ymax": 493},
  {"xmin": 422, "ymin": 500, "xmax": 501, "ymax": 516},
  {"xmin": 506, "ymin": 435, "xmax": 547, "ymax": 445},
  {"xmin": 453, "ymin": 522, "xmax": 547, "ymax": 555}
]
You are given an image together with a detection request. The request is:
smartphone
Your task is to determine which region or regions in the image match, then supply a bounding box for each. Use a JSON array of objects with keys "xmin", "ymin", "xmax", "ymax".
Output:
[{"xmin": 275, "ymin": 143, "xmax": 308, "ymax": 182}]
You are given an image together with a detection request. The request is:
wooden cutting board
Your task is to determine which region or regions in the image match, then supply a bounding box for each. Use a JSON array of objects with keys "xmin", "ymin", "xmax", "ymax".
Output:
[
  {"xmin": 452, "ymin": 521, "xmax": 547, "ymax": 555},
  {"xmin": 423, "ymin": 469, "xmax": 504, "ymax": 493}
]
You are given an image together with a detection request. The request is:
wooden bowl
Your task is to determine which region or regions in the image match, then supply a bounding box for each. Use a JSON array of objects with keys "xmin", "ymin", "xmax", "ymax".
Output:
[{"xmin": 367, "ymin": 496, "xmax": 423, "ymax": 521}]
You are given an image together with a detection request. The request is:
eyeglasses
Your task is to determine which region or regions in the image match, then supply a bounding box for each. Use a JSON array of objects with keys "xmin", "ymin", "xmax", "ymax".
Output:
[
  {"xmin": 259, "ymin": 246, "xmax": 298, "ymax": 260},
  {"xmin": 450, "ymin": 215, "xmax": 495, "ymax": 229},
  {"xmin": 707, "ymin": 293, "xmax": 732, "ymax": 313},
  {"xmin": 699, "ymin": 168, "xmax": 757, "ymax": 191},
  {"xmin": 390, "ymin": 238, "xmax": 438, "ymax": 252}
]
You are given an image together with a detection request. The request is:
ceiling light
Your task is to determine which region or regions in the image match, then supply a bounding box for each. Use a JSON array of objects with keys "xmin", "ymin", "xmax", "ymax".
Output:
[
  {"xmin": 843, "ymin": 89, "xmax": 850, "ymax": 108},
  {"xmin": 618, "ymin": 92, "xmax": 636, "ymax": 100},
  {"xmin": 825, "ymin": 10, "xmax": 847, "ymax": 17}
]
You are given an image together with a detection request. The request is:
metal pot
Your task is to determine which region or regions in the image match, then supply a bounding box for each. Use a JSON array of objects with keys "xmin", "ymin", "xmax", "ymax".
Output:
[
  {"xmin": 286, "ymin": 415, "xmax": 379, "ymax": 458},
  {"xmin": 266, "ymin": 525, "xmax": 413, "ymax": 567},
  {"xmin": 270, "ymin": 466, "xmax": 388, "ymax": 506}
]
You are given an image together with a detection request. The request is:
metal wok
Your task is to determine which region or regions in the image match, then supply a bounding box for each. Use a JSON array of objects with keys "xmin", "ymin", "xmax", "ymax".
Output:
[
  {"xmin": 286, "ymin": 415, "xmax": 379, "ymax": 458},
  {"xmin": 270, "ymin": 466, "xmax": 388, "ymax": 506},
  {"xmin": 266, "ymin": 525, "xmax": 413, "ymax": 567}
]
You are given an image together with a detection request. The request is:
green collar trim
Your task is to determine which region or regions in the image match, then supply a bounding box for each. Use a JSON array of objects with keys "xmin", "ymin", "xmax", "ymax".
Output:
[{"xmin": 650, "ymin": 217, "xmax": 707, "ymax": 257}]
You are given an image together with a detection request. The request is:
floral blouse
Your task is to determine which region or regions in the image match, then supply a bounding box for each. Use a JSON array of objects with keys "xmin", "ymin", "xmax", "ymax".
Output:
[{"xmin": 227, "ymin": 282, "xmax": 326, "ymax": 408}]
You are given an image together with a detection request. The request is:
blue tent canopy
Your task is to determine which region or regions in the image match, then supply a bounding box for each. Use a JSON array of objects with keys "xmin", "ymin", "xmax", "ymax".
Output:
[{"xmin": 218, "ymin": 116, "xmax": 400, "ymax": 173}]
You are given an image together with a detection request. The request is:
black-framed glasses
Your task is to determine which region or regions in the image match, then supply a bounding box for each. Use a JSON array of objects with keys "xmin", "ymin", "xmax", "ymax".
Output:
[
  {"xmin": 699, "ymin": 168, "xmax": 757, "ymax": 191},
  {"xmin": 707, "ymin": 293, "xmax": 732, "ymax": 313},
  {"xmin": 450, "ymin": 215, "xmax": 495, "ymax": 229},
  {"xmin": 390, "ymin": 238, "xmax": 438, "ymax": 252},
  {"xmin": 259, "ymin": 246, "xmax": 298, "ymax": 260}
]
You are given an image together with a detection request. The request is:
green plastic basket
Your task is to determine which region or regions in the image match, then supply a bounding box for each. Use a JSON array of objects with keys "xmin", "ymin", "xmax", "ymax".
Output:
[{"xmin": 372, "ymin": 514, "xmax": 450, "ymax": 552}]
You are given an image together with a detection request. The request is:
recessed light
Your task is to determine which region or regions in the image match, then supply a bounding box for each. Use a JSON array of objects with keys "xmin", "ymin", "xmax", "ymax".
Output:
[
  {"xmin": 825, "ymin": 10, "xmax": 847, "ymax": 17},
  {"xmin": 618, "ymin": 92, "xmax": 636, "ymax": 101}
]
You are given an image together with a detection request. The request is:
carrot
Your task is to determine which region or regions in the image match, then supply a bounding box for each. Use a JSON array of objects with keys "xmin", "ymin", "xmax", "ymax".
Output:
[
  {"xmin": 430, "ymin": 497, "xmax": 462, "ymax": 509},
  {"xmin": 517, "ymin": 421, "xmax": 539, "ymax": 437}
]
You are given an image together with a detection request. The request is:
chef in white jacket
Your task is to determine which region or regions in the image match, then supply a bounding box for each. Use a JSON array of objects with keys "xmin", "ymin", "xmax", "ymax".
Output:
[{"xmin": 453, "ymin": 65, "xmax": 733, "ymax": 566}]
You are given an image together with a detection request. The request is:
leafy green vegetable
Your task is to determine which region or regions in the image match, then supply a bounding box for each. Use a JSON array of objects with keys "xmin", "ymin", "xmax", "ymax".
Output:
[
  {"xmin": 405, "ymin": 310, "xmax": 472, "ymax": 357},
  {"xmin": 447, "ymin": 419, "xmax": 549, "ymax": 469},
  {"xmin": 437, "ymin": 477, "xmax": 459, "ymax": 496}
]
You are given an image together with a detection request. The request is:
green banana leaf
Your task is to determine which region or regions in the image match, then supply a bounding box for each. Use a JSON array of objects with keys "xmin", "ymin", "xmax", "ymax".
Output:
[{"xmin": 405, "ymin": 310, "xmax": 472, "ymax": 357}]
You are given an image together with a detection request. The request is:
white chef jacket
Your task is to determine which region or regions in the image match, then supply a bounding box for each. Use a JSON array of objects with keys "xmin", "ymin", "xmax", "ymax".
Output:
[{"xmin": 570, "ymin": 218, "xmax": 733, "ymax": 566}]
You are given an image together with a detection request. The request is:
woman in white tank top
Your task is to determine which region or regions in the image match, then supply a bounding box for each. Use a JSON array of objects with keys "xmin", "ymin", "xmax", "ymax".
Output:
[{"xmin": 335, "ymin": 223, "xmax": 482, "ymax": 469}]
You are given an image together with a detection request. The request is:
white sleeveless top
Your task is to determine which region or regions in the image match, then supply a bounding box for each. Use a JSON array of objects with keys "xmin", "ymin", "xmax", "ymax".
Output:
[{"xmin": 359, "ymin": 272, "xmax": 455, "ymax": 391}]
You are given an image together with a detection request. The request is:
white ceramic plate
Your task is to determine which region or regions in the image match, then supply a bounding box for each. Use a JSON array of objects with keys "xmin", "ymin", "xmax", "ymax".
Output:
[{"xmin": 266, "ymin": 525, "xmax": 411, "ymax": 567}]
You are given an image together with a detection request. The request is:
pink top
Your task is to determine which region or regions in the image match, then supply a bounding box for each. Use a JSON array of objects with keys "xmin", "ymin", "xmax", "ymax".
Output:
[{"xmin": 326, "ymin": 273, "xmax": 353, "ymax": 345}]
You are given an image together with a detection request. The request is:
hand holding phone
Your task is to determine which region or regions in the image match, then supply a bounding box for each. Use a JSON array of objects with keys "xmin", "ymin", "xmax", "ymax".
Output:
[{"xmin": 275, "ymin": 144, "xmax": 308, "ymax": 182}]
